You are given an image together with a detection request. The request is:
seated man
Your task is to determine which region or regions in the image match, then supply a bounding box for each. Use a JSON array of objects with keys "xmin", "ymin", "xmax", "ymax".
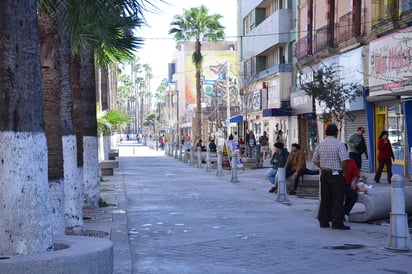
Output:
[
  {"xmin": 265, "ymin": 142, "xmax": 289, "ymax": 193},
  {"xmin": 208, "ymin": 139, "xmax": 217, "ymax": 152},
  {"xmin": 285, "ymin": 143, "xmax": 306, "ymax": 195}
]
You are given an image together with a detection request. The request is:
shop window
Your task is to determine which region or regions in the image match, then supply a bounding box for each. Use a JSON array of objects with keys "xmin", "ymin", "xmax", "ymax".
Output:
[{"xmin": 388, "ymin": 103, "xmax": 404, "ymax": 162}]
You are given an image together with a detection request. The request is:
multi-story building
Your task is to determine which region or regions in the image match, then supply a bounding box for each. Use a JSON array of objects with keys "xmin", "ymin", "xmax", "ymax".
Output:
[
  {"xmin": 295, "ymin": 0, "xmax": 412, "ymax": 176},
  {"xmin": 170, "ymin": 41, "xmax": 239, "ymax": 145},
  {"xmin": 239, "ymin": 0, "xmax": 295, "ymax": 148},
  {"xmin": 239, "ymin": 0, "xmax": 412, "ymax": 177}
]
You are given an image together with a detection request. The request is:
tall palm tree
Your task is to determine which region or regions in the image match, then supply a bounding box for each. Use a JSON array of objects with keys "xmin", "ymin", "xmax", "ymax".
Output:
[
  {"xmin": 0, "ymin": 0, "xmax": 53, "ymax": 255},
  {"xmin": 169, "ymin": 5, "xmax": 225, "ymax": 142}
]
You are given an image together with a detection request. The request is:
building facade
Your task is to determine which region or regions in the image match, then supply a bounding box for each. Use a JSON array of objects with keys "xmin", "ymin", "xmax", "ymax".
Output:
[{"xmin": 240, "ymin": 0, "xmax": 412, "ymax": 177}]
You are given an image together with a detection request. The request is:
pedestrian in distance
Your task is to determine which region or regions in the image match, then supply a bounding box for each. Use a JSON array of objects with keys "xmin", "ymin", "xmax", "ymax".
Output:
[
  {"xmin": 374, "ymin": 130, "xmax": 395, "ymax": 184},
  {"xmin": 285, "ymin": 143, "xmax": 306, "ymax": 195},
  {"xmin": 247, "ymin": 131, "xmax": 256, "ymax": 158},
  {"xmin": 276, "ymin": 130, "xmax": 285, "ymax": 144},
  {"xmin": 265, "ymin": 142, "xmax": 289, "ymax": 193},
  {"xmin": 312, "ymin": 124, "xmax": 350, "ymax": 230},
  {"xmin": 343, "ymin": 144, "xmax": 359, "ymax": 216},
  {"xmin": 347, "ymin": 127, "xmax": 368, "ymax": 170},
  {"xmin": 259, "ymin": 131, "xmax": 270, "ymax": 160}
]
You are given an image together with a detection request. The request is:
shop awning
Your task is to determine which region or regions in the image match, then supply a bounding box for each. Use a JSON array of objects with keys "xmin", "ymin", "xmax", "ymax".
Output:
[
  {"xmin": 229, "ymin": 115, "xmax": 243, "ymax": 123},
  {"xmin": 262, "ymin": 108, "xmax": 292, "ymax": 117}
]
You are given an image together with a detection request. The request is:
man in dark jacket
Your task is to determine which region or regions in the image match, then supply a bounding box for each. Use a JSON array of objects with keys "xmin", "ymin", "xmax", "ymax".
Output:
[{"xmin": 265, "ymin": 142, "xmax": 289, "ymax": 193}]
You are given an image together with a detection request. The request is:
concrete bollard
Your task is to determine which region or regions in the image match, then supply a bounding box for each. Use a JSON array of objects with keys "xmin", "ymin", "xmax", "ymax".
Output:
[
  {"xmin": 197, "ymin": 147, "xmax": 202, "ymax": 168},
  {"xmin": 205, "ymin": 148, "xmax": 212, "ymax": 172},
  {"xmin": 190, "ymin": 148, "xmax": 194, "ymax": 166},
  {"xmin": 231, "ymin": 152, "xmax": 239, "ymax": 183},
  {"xmin": 179, "ymin": 144, "xmax": 183, "ymax": 161},
  {"xmin": 386, "ymin": 174, "xmax": 411, "ymax": 251},
  {"xmin": 276, "ymin": 167, "xmax": 288, "ymax": 202},
  {"xmin": 216, "ymin": 150, "xmax": 223, "ymax": 176},
  {"xmin": 183, "ymin": 149, "xmax": 188, "ymax": 163},
  {"xmin": 174, "ymin": 143, "xmax": 178, "ymax": 159}
]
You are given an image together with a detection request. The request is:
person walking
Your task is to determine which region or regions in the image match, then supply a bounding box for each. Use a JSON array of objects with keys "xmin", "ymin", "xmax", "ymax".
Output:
[
  {"xmin": 312, "ymin": 124, "xmax": 350, "ymax": 230},
  {"xmin": 276, "ymin": 130, "xmax": 285, "ymax": 144},
  {"xmin": 347, "ymin": 127, "xmax": 368, "ymax": 170},
  {"xmin": 285, "ymin": 143, "xmax": 306, "ymax": 195},
  {"xmin": 259, "ymin": 131, "xmax": 270, "ymax": 160},
  {"xmin": 247, "ymin": 131, "xmax": 256, "ymax": 158},
  {"xmin": 374, "ymin": 130, "xmax": 395, "ymax": 184},
  {"xmin": 265, "ymin": 142, "xmax": 289, "ymax": 193}
]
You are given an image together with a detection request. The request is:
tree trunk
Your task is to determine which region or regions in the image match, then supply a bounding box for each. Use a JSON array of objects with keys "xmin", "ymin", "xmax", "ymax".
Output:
[
  {"xmin": 0, "ymin": 0, "xmax": 53, "ymax": 255},
  {"xmin": 195, "ymin": 40, "xmax": 202, "ymax": 143},
  {"xmin": 80, "ymin": 50, "xmax": 100, "ymax": 208},
  {"xmin": 38, "ymin": 9, "xmax": 65, "ymax": 236}
]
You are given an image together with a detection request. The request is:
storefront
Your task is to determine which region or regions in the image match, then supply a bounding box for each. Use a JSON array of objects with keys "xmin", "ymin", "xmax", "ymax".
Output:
[{"xmin": 367, "ymin": 27, "xmax": 412, "ymax": 177}]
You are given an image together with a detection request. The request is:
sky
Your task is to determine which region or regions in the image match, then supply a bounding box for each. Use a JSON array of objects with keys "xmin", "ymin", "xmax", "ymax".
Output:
[{"xmin": 134, "ymin": 0, "xmax": 238, "ymax": 90}]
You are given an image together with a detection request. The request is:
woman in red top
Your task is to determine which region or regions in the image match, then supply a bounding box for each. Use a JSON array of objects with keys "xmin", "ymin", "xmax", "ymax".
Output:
[{"xmin": 374, "ymin": 130, "xmax": 395, "ymax": 184}]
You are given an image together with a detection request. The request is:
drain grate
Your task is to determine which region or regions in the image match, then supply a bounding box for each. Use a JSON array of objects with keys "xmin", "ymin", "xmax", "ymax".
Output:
[
  {"xmin": 83, "ymin": 229, "xmax": 109, "ymax": 238},
  {"xmin": 0, "ymin": 257, "xmax": 10, "ymax": 260},
  {"xmin": 325, "ymin": 244, "xmax": 366, "ymax": 250}
]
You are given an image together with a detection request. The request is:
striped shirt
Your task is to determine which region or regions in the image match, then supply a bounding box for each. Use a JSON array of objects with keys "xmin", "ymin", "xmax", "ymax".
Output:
[{"xmin": 312, "ymin": 136, "xmax": 349, "ymax": 170}]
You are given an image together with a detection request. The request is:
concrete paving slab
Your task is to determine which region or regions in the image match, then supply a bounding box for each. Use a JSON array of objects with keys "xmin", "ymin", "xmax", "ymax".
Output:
[{"xmin": 85, "ymin": 144, "xmax": 412, "ymax": 274}]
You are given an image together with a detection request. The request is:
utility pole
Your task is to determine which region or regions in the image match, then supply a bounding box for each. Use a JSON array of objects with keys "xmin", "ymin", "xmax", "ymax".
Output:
[{"xmin": 227, "ymin": 61, "xmax": 231, "ymax": 137}]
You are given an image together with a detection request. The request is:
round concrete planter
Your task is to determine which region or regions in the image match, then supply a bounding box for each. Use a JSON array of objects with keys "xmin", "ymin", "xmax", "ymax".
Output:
[{"xmin": 0, "ymin": 235, "xmax": 113, "ymax": 274}]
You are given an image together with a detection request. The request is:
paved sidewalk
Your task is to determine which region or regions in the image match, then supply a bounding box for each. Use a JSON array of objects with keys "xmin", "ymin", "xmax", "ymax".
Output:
[{"xmin": 84, "ymin": 144, "xmax": 412, "ymax": 274}]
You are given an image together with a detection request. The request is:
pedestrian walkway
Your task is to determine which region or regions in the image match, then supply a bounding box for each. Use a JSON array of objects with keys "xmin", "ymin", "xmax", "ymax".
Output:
[{"xmin": 84, "ymin": 144, "xmax": 412, "ymax": 274}]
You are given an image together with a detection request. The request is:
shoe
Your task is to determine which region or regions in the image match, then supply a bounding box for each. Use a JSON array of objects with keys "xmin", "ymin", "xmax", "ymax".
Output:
[
  {"xmin": 288, "ymin": 190, "xmax": 297, "ymax": 195},
  {"xmin": 320, "ymin": 223, "xmax": 330, "ymax": 228},
  {"xmin": 331, "ymin": 224, "xmax": 350, "ymax": 230},
  {"xmin": 269, "ymin": 186, "xmax": 277, "ymax": 193},
  {"xmin": 374, "ymin": 179, "xmax": 380, "ymax": 183}
]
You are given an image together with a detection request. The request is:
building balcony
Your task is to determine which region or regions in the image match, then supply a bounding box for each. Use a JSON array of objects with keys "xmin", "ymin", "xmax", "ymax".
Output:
[{"xmin": 242, "ymin": 9, "xmax": 292, "ymax": 60}]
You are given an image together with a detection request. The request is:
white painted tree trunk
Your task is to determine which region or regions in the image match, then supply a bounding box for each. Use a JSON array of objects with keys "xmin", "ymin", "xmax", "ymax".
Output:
[
  {"xmin": 63, "ymin": 135, "xmax": 84, "ymax": 234},
  {"xmin": 49, "ymin": 179, "xmax": 65, "ymax": 236},
  {"xmin": 103, "ymin": 136, "xmax": 110, "ymax": 160},
  {"xmin": 0, "ymin": 132, "xmax": 53, "ymax": 255},
  {"xmin": 83, "ymin": 136, "xmax": 100, "ymax": 208},
  {"xmin": 98, "ymin": 135, "xmax": 105, "ymax": 162}
]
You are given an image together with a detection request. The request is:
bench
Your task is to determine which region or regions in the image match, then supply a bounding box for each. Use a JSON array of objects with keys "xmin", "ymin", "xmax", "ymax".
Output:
[
  {"xmin": 109, "ymin": 149, "xmax": 119, "ymax": 160},
  {"xmin": 349, "ymin": 186, "xmax": 412, "ymax": 222},
  {"xmin": 99, "ymin": 160, "xmax": 119, "ymax": 176}
]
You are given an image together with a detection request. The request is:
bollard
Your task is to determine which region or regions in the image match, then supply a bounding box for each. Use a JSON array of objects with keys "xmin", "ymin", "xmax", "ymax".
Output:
[
  {"xmin": 190, "ymin": 148, "xmax": 194, "ymax": 166},
  {"xmin": 183, "ymin": 149, "xmax": 188, "ymax": 163},
  {"xmin": 197, "ymin": 147, "xmax": 202, "ymax": 168},
  {"xmin": 179, "ymin": 144, "xmax": 183, "ymax": 161},
  {"xmin": 385, "ymin": 174, "xmax": 411, "ymax": 251},
  {"xmin": 216, "ymin": 150, "xmax": 223, "ymax": 176},
  {"xmin": 276, "ymin": 167, "xmax": 288, "ymax": 202},
  {"xmin": 169, "ymin": 143, "xmax": 173, "ymax": 157},
  {"xmin": 174, "ymin": 143, "xmax": 179, "ymax": 159},
  {"xmin": 231, "ymin": 152, "xmax": 239, "ymax": 183},
  {"xmin": 205, "ymin": 148, "xmax": 212, "ymax": 172}
]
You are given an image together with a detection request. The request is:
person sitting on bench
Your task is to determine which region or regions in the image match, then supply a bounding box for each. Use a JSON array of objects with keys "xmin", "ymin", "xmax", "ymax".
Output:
[{"xmin": 285, "ymin": 143, "xmax": 306, "ymax": 195}]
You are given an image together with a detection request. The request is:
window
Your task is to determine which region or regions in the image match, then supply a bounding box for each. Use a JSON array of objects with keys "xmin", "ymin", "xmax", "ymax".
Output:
[{"xmin": 388, "ymin": 103, "xmax": 404, "ymax": 161}]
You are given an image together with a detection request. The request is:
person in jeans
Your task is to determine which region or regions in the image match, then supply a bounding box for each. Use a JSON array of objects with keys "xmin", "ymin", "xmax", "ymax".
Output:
[
  {"xmin": 312, "ymin": 124, "xmax": 350, "ymax": 230},
  {"xmin": 265, "ymin": 142, "xmax": 289, "ymax": 193},
  {"xmin": 285, "ymin": 143, "xmax": 306, "ymax": 195},
  {"xmin": 259, "ymin": 131, "xmax": 270, "ymax": 160},
  {"xmin": 347, "ymin": 127, "xmax": 368, "ymax": 170},
  {"xmin": 374, "ymin": 130, "xmax": 394, "ymax": 184}
]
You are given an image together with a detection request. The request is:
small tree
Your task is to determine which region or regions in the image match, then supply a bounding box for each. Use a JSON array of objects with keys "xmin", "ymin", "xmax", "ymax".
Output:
[{"xmin": 299, "ymin": 64, "xmax": 362, "ymax": 135}]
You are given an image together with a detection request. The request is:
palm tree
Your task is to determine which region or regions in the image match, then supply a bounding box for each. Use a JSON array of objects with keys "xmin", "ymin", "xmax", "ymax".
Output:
[
  {"xmin": 0, "ymin": 0, "xmax": 53, "ymax": 255},
  {"xmin": 169, "ymin": 5, "xmax": 225, "ymax": 143}
]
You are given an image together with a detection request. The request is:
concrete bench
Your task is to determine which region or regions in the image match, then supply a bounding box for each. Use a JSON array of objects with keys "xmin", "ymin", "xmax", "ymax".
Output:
[
  {"xmin": 349, "ymin": 186, "xmax": 412, "ymax": 223},
  {"xmin": 286, "ymin": 174, "xmax": 320, "ymax": 195},
  {"xmin": 99, "ymin": 160, "xmax": 119, "ymax": 176},
  {"xmin": 109, "ymin": 149, "xmax": 119, "ymax": 160}
]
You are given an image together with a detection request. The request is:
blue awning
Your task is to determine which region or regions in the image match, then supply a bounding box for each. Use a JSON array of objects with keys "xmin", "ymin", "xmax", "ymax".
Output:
[
  {"xmin": 262, "ymin": 108, "xmax": 292, "ymax": 117},
  {"xmin": 229, "ymin": 115, "xmax": 243, "ymax": 123}
]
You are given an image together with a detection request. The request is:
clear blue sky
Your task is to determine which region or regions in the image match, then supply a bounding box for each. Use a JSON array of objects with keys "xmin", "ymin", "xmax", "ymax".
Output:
[{"xmin": 135, "ymin": 0, "xmax": 237, "ymax": 90}]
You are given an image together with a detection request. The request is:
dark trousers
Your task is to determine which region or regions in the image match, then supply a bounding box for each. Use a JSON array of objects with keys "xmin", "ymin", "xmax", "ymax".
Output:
[
  {"xmin": 374, "ymin": 158, "xmax": 392, "ymax": 183},
  {"xmin": 318, "ymin": 171, "xmax": 346, "ymax": 226},
  {"xmin": 288, "ymin": 169, "xmax": 304, "ymax": 191},
  {"xmin": 344, "ymin": 185, "xmax": 358, "ymax": 215},
  {"xmin": 349, "ymin": 152, "xmax": 361, "ymax": 170}
]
